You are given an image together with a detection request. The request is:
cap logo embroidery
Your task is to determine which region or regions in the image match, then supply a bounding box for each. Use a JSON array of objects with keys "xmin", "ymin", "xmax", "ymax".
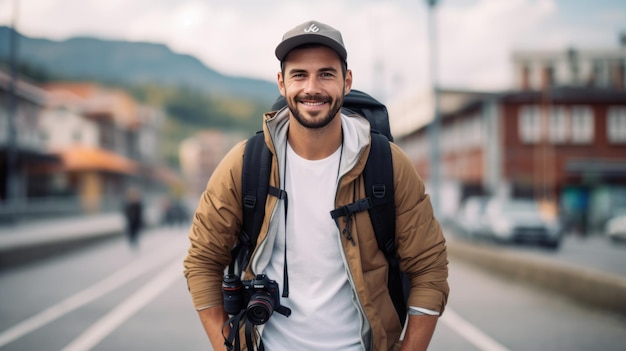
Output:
[{"xmin": 304, "ymin": 24, "xmax": 320, "ymax": 33}]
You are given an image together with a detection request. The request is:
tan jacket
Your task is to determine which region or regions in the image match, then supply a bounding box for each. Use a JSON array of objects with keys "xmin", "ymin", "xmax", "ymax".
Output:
[{"xmin": 184, "ymin": 108, "xmax": 449, "ymax": 351}]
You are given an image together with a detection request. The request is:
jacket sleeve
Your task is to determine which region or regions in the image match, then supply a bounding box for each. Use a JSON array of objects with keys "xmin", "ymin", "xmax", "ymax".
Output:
[
  {"xmin": 183, "ymin": 140, "xmax": 246, "ymax": 310},
  {"xmin": 391, "ymin": 144, "xmax": 449, "ymax": 315}
]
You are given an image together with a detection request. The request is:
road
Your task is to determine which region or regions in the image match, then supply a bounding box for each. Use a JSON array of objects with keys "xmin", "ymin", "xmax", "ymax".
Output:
[{"xmin": 1, "ymin": 225, "xmax": 625, "ymax": 350}]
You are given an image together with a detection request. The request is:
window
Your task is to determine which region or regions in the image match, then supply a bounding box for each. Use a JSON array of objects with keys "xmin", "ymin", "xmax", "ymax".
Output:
[
  {"xmin": 607, "ymin": 107, "xmax": 626, "ymax": 143},
  {"xmin": 73, "ymin": 130, "xmax": 82, "ymax": 143},
  {"xmin": 548, "ymin": 106, "xmax": 568, "ymax": 143},
  {"xmin": 541, "ymin": 65, "xmax": 554, "ymax": 88},
  {"xmin": 570, "ymin": 106, "xmax": 594, "ymax": 144},
  {"xmin": 470, "ymin": 114, "xmax": 483, "ymax": 146},
  {"xmin": 519, "ymin": 105, "xmax": 541, "ymax": 143}
]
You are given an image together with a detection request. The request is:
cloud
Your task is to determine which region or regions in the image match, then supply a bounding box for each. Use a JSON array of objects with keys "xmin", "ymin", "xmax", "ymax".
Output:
[
  {"xmin": 436, "ymin": 0, "xmax": 558, "ymax": 89},
  {"xmin": 1, "ymin": 0, "xmax": 624, "ymax": 102}
]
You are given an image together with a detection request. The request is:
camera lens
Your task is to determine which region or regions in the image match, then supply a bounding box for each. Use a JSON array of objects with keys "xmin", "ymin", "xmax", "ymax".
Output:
[
  {"xmin": 246, "ymin": 292, "xmax": 275, "ymax": 325},
  {"xmin": 222, "ymin": 274, "xmax": 244, "ymax": 316}
]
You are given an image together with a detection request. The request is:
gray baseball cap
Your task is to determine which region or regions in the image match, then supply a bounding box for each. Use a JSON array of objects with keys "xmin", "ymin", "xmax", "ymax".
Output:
[{"xmin": 275, "ymin": 20, "xmax": 347, "ymax": 62}]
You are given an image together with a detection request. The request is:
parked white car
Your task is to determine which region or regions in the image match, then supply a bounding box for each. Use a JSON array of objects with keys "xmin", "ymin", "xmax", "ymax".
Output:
[
  {"xmin": 605, "ymin": 210, "xmax": 626, "ymax": 243},
  {"xmin": 484, "ymin": 198, "xmax": 562, "ymax": 249},
  {"xmin": 454, "ymin": 196, "xmax": 491, "ymax": 238}
]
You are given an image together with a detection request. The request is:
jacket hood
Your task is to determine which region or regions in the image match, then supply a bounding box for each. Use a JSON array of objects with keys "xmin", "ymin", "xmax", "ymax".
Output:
[{"xmin": 261, "ymin": 106, "xmax": 372, "ymax": 180}]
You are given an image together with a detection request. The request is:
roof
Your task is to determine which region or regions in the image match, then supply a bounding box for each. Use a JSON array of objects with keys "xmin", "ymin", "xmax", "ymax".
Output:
[
  {"xmin": 500, "ymin": 86, "xmax": 626, "ymax": 104},
  {"xmin": 0, "ymin": 69, "xmax": 48, "ymax": 106},
  {"xmin": 388, "ymin": 88, "xmax": 497, "ymax": 138},
  {"xmin": 56, "ymin": 146, "xmax": 138, "ymax": 175}
]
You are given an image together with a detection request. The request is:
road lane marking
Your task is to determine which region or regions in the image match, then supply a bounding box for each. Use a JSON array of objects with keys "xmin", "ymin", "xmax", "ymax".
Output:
[
  {"xmin": 62, "ymin": 256, "xmax": 184, "ymax": 351},
  {"xmin": 440, "ymin": 308, "xmax": 511, "ymax": 351},
  {"xmin": 0, "ymin": 238, "xmax": 183, "ymax": 348}
]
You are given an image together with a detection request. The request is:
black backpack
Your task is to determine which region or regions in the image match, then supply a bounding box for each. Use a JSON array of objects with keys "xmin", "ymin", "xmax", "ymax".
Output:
[{"xmin": 232, "ymin": 89, "xmax": 409, "ymax": 327}]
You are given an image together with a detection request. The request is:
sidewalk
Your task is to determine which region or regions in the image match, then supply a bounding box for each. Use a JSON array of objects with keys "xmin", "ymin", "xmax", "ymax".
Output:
[{"xmin": 0, "ymin": 212, "xmax": 126, "ymax": 269}]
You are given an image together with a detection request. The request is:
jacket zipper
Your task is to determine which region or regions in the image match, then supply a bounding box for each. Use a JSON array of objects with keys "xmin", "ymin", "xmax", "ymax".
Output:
[{"xmin": 335, "ymin": 175, "xmax": 372, "ymax": 351}]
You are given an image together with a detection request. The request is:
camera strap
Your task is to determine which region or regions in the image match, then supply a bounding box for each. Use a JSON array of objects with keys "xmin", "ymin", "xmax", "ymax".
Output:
[
  {"xmin": 224, "ymin": 311, "xmax": 265, "ymax": 351},
  {"xmin": 224, "ymin": 310, "xmax": 244, "ymax": 351}
]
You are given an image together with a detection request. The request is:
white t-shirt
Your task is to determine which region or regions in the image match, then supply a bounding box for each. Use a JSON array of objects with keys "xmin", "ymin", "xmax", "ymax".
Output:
[{"xmin": 261, "ymin": 143, "xmax": 363, "ymax": 350}]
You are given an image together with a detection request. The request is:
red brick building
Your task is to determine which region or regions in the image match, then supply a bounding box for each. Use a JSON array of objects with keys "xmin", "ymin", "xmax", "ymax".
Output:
[{"xmin": 396, "ymin": 42, "xmax": 626, "ymax": 232}]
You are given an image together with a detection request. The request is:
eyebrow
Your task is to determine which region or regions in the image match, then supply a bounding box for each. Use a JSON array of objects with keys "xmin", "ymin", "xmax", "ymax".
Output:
[{"xmin": 287, "ymin": 66, "xmax": 339, "ymax": 75}]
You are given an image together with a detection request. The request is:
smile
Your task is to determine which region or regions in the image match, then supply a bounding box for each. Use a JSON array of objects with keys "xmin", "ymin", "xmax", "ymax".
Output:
[{"xmin": 301, "ymin": 101, "xmax": 326, "ymax": 106}]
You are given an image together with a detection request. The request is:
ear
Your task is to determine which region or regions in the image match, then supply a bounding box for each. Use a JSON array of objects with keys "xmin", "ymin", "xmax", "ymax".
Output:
[
  {"xmin": 277, "ymin": 72, "xmax": 286, "ymax": 97},
  {"xmin": 344, "ymin": 69, "xmax": 353, "ymax": 95}
]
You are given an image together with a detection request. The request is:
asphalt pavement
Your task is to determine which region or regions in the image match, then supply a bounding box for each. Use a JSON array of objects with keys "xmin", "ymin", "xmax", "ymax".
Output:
[{"xmin": 1, "ymin": 211, "xmax": 625, "ymax": 319}]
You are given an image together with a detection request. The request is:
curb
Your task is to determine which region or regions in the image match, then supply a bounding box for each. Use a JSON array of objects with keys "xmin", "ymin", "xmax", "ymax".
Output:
[
  {"xmin": 0, "ymin": 213, "xmax": 127, "ymax": 270},
  {"xmin": 0, "ymin": 230, "xmax": 123, "ymax": 269},
  {"xmin": 0, "ymin": 209, "xmax": 163, "ymax": 270},
  {"xmin": 447, "ymin": 238, "xmax": 626, "ymax": 317}
]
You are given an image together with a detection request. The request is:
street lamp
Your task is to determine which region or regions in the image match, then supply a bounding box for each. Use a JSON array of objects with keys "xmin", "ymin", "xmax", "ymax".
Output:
[
  {"xmin": 425, "ymin": 0, "xmax": 442, "ymax": 216},
  {"xmin": 5, "ymin": 0, "xmax": 20, "ymax": 207}
]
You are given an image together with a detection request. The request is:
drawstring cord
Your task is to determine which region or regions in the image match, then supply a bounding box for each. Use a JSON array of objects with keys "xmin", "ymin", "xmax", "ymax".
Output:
[{"xmin": 342, "ymin": 214, "xmax": 356, "ymax": 246}]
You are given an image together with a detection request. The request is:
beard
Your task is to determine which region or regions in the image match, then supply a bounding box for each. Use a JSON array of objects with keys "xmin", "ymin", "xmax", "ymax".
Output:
[{"xmin": 287, "ymin": 91, "xmax": 344, "ymax": 129}]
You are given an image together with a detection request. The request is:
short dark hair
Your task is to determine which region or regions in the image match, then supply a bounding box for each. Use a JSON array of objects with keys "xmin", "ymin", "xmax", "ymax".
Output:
[{"xmin": 280, "ymin": 43, "xmax": 348, "ymax": 77}]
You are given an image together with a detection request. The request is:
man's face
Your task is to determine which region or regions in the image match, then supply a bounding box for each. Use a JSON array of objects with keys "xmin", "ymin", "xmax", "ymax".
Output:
[{"xmin": 278, "ymin": 46, "xmax": 352, "ymax": 129}]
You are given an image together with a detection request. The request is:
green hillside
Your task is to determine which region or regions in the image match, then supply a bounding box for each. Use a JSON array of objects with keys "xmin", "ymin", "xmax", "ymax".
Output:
[{"xmin": 0, "ymin": 26, "xmax": 279, "ymax": 167}]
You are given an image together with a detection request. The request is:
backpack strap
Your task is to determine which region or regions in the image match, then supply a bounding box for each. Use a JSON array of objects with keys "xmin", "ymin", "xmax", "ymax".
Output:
[
  {"xmin": 365, "ymin": 132, "xmax": 396, "ymax": 261},
  {"xmin": 233, "ymin": 132, "xmax": 288, "ymax": 275},
  {"xmin": 330, "ymin": 132, "xmax": 408, "ymax": 326},
  {"xmin": 364, "ymin": 133, "xmax": 407, "ymax": 327},
  {"xmin": 231, "ymin": 132, "xmax": 271, "ymax": 275},
  {"xmin": 237, "ymin": 131, "xmax": 407, "ymax": 326}
]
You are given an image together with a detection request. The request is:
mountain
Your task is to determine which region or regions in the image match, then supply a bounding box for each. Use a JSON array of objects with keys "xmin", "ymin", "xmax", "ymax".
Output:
[{"xmin": 0, "ymin": 26, "xmax": 278, "ymax": 104}]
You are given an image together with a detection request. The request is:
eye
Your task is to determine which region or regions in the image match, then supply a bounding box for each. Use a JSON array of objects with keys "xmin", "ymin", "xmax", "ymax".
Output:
[{"xmin": 320, "ymin": 72, "xmax": 335, "ymax": 79}]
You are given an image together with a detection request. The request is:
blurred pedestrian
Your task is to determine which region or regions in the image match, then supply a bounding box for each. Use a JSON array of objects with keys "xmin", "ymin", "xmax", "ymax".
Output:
[{"xmin": 123, "ymin": 188, "xmax": 143, "ymax": 249}]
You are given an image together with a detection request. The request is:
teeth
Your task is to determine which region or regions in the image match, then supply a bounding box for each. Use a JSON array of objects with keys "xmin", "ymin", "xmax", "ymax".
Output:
[{"xmin": 302, "ymin": 101, "xmax": 325, "ymax": 106}]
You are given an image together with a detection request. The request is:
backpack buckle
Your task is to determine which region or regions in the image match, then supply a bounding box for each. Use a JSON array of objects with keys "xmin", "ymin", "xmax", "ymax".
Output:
[
  {"xmin": 372, "ymin": 184, "xmax": 386, "ymax": 199},
  {"xmin": 243, "ymin": 195, "xmax": 256, "ymax": 209},
  {"xmin": 347, "ymin": 198, "xmax": 372, "ymax": 214}
]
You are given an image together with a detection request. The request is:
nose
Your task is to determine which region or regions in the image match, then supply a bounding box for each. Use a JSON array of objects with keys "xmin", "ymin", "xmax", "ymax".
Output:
[{"xmin": 302, "ymin": 75, "xmax": 322, "ymax": 95}]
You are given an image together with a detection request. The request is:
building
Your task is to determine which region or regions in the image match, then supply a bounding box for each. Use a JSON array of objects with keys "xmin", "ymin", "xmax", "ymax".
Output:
[
  {"xmin": 395, "ymin": 37, "xmax": 626, "ymax": 233},
  {"xmin": 41, "ymin": 83, "xmax": 173, "ymax": 213},
  {"xmin": 0, "ymin": 70, "xmax": 60, "ymax": 215},
  {"xmin": 179, "ymin": 129, "xmax": 244, "ymax": 197},
  {"xmin": 513, "ymin": 42, "xmax": 625, "ymax": 91}
]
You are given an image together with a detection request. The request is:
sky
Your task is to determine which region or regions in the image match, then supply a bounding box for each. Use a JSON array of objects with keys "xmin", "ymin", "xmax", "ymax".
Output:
[{"xmin": 1, "ymin": 0, "xmax": 625, "ymax": 105}]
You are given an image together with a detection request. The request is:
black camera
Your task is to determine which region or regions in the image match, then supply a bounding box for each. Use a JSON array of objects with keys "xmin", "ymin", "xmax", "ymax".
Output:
[{"xmin": 222, "ymin": 274, "xmax": 291, "ymax": 325}]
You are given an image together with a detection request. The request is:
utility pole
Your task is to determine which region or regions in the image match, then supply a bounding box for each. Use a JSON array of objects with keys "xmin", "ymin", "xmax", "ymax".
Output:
[
  {"xmin": 425, "ymin": 0, "xmax": 442, "ymax": 216},
  {"xmin": 5, "ymin": 0, "xmax": 20, "ymax": 207}
]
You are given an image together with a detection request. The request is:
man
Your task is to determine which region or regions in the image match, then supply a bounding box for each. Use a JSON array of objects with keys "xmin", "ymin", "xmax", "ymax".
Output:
[
  {"xmin": 123, "ymin": 187, "xmax": 143, "ymax": 249},
  {"xmin": 184, "ymin": 20, "xmax": 449, "ymax": 351}
]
